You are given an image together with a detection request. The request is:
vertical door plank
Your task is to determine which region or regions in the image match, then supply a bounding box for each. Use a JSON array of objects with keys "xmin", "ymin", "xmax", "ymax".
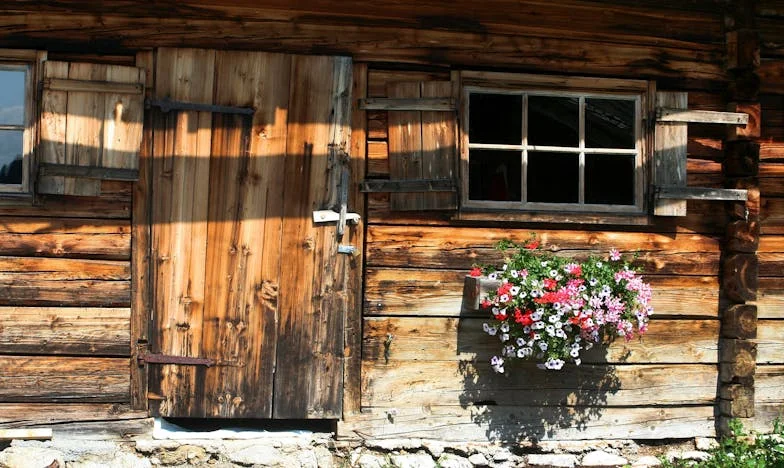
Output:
[
  {"xmin": 130, "ymin": 50, "xmax": 154, "ymax": 411},
  {"xmin": 421, "ymin": 81, "xmax": 458, "ymax": 210},
  {"xmin": 64, "ymin": 63, "xmax": 106, "ymax": 196},
  {"xmin": 150, "ymin": 47, "xmax": 215, "ymax": 417},
  {"xmin": 275, "ymin": 55, "xmax": 352, "ymax": 418},
  {"xmin": 39, "ymin": 61, "xmax": 69, "ymax": 195},
  {"xmin": 343, "ymin": 62, "xmax": 368, "ymax": 416},
  {"xmin": 388, "ymin": 82, "xmax": 423, "ymax": 210},
  {"xmin": 202, "ymin": 51, "xmax": 291, "ymax": 418}
]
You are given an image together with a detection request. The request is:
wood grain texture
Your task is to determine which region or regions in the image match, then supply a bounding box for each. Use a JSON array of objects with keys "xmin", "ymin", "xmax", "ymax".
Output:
[
  {"xmin": 200, "ymin": 50, "xmax": 290, "ymax": 418},
  {"xmin": 365, "ymin": 268, "xmax": 720, "ymax": 318},
  {"xmin": 150, "ymin": 47, "xmax": 215, "ymax": 417},
  {"xmin": 756, "ymin": 320, "xmax": 784, "ymax": 364},
  {"xmin": 365, "ymin": 225, "xmax": 721, "ymax": 275},
  {"xmin": 0, "ymin": 404, "xmax": 146, "ymax": 428},
  {"xmin": 344, "ymin": 62, "xmax": 368, "ymax": 416},
  {"xmin": 274, "ymin": 55, "xmax": 352, "ymax": 419},
  {"xmin": 363, "ymin": 362, "xmax": 717, "ymax": 408},
  {"xmin": 363, "ymin": 317, "xmax": 719, "ymax": 364},
  {"xmin": 0, "ymin": 307, "xmax": 129, "ymax": 355},
  {"xmin": 0, "ymin": 10, "xmax": 725, "ymax": 81},
  {"xmin": 339, "ymin": 405, "xmax": 715, "ymax": 441},
  {"xmin": 0, "ymin": 357, "xmax": 129, "ymax": 403},
  {"xmin": 387, "ymin": 82, "xmax": 423, "ymax": 210},
  {"xmin": 654, "ymin": 92, "xmax": 688, "ymax": 216}
]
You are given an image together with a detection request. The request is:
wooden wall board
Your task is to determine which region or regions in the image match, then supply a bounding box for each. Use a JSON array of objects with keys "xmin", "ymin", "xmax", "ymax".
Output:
[
  {"xmin": 344, "ymin": 62, "xmax": 368, "ymax": 416},
  {"xmin": 0, "ymin": 278, "xmax": 129, "ymax": 307},
  {"xmin": 362, "ymin": 362, "xmax": 717, "ymax": 408},
  {"xmin": 365, "ymin": 226, "xmax": 720, "ymax": 275},
  {"xmin": 0, "ymin": 232, "xmax": 130, "ymax": 260},
  {"xmin": 0, "ymin": 13, "xmax": 725, "ymax": 82},
  {"xmin": 0, "ymin": 257, "xmax": 129, "ymax": 280},
  {"xmin": 387, "ymin": 82, "xmax": 424, "ymax": 211},
  {"xmin": 756, "ymin": 364, "xmax": 784, "ymax": 402},
  {"xmin": 0, "ymin": 357, "xmax": 129, "ymax": 403},
  {"xmin": 150, "ymin": 47, "xmax": 215, "ymax": 417},
  {"xmin": 2, "ymin": 0, "xmax": 727, "ymax": 48},
  {"xmin": 364, "ymin": 268, "xmax": 720, "ymax": 318},
  {"xmin": 199, "ymin": 50, "xmax": 290, "ymax": 418},
  {"xmin": 0, "ymin": 307, "xmax": 129, "ymax": 355},
  {"xmin": 274, "ymin": 55, "xmax": 352, "ymax": 419},
  {"xmin": 0, "ymin": 404, "xmax": 146, "ymax": 428},
  {"xmin": 756, "ymin": 320, "xmax": 784, "ymax": 364},
  {"xmin": 339, "ymin": 405, "xmax": 716, "ymax": 441},
  {"xmin": 363, "ymin": 317, "xmax": 719, "ymax": 364},
  {"xmin": 758, "ymin": 277, "xmax": 784, "ymax": 318}
]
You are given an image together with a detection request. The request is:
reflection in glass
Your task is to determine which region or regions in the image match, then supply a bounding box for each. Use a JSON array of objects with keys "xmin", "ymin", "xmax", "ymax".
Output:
[
  {"xmin": 585, "ymin": 98, "xmax": 635, "ymax": 149},
  {"xmin": 528, "ymin": 96, "xmax": 579, "ymax": 147},
  {"xmin": 527, "ymin": 151, "xmax": 578, "ymax": 203},
  {"xmin": 469, "ymin": 93, "xmax": 522, "ymax": 145},
  {"xmin": 0, "ymin": 130, "xmax": 22, "ymax": 184},
  {"xmin": 0, "ymin": 69, "xmax": 25, "ymax": 126},
  {"xmin": 468, "ymin": 149, "xmax": 522, "ymax": 201},
  {"xmin": 585, "ymin": 154, "xmax": 635, "ymax": 205}
]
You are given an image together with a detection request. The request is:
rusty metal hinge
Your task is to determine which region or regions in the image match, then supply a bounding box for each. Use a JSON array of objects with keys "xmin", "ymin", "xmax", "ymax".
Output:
[{"xmin": 138, "ymin": 352, "xmax": 215, "ymax": 367}]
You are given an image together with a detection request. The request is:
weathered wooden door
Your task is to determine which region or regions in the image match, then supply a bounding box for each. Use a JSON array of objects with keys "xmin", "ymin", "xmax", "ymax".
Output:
[{"xmin": 147, "ymin": 48, "xmax": 352, "ymax": 418}]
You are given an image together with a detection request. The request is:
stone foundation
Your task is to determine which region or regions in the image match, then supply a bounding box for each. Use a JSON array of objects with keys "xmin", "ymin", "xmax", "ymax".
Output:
[{"xmin": 0, "ymin": 428, "xmax": 721, "ymax": 468}]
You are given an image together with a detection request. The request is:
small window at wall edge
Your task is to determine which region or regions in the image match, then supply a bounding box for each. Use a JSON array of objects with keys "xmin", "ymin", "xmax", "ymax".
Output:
[
  {"xmin": 457, "ymin": 71, "xmax": 655, "ymax": 225},
  {"xmin": 0, "ymin": 49, "xmax": 42, "ymax": 199}
]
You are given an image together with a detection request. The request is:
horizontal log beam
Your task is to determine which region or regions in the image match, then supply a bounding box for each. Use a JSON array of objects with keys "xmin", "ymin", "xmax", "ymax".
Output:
[
  {"xmin": 0, "ymin": 357, "xmax": 129, "ymax": 403},
  {"xmin": 657, "ymin": 108, "xmax": 749, "ymax": 125},
  {"xmin": 339, "ymin": 405, "xmax": 716, "ymax": 441},
  {"xmin": 656, "ymin": 185, "xmax": 748, "ymax": 201},
  {"xmin": 0, "ymin": 307, "xmax": 130, "ymax": 355}
]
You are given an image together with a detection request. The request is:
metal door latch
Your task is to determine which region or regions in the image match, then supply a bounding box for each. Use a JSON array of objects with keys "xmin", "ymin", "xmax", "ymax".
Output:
[{"xmin": 138, "ymin": 352, "xmax": 215, "ymax": 367}]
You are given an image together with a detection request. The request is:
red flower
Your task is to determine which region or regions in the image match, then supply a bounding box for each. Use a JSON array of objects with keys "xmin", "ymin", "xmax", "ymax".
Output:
[
  {"xmin": 497, "ymin": 282, "xmax": 513, "ymax": 296},
  {"xmin": 525, "ymin": 240, "xmax": 540, "ymax": 250},
  {"xmin": 543, "ymin": 278, "xmax": 558, "ymax": 290},
  {"xmin": 480, "ymin": 299, "xmax": 491, "ymax": 309},
  {"xmin": 470, "ymin": 267, "xmax": 482, "ymax": 277}
]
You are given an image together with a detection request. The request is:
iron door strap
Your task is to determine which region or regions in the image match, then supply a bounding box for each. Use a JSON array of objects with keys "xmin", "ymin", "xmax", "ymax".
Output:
[{"xmin": 138, "ymin": 352, "xmax": 215, "ymax": 367}]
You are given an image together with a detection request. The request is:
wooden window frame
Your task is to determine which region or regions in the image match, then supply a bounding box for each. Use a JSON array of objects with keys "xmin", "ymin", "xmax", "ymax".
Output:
[
  {"xmin": 458, "ymin": 71, "xmax": 655, "ymax": 223},
  {"xmin": 0, "ymin": 49, "xmax": 42, "ymax": 196}
]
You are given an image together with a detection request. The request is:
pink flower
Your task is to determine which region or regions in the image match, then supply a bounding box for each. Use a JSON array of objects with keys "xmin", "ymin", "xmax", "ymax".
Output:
[{"xmin": 609, "ymin": 248, "xmax": 621, "ymax": 261}]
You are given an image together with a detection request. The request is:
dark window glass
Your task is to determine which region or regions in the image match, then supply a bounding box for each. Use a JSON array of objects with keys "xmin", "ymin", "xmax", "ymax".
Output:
[
  {"xmin": 528, "ymin": 96, "xmax": 578, "ymax": 147},
  {"xmin": 0, "ymin": 69, "xmax": 24, "ymax": 126},
  {"xmin": 527, "ymin": 151, "xmax": 578, "ymax": 203},
  {"xmin": 0, "ymin": 130, "xmax": 23, "ymax": 185},
  {"xmin": 468, "ymin": 93, "xmax": 522, "ymax": 145},
  {"xmin": 585, "ymin": 98, "xmax": 635, "ymax": 149},
  {"xmin": 585, "ymin": 154, "xmax": 635, "ymax": 205},
  {"xmin": 468, "ymin": 149, "xmax": 522, "ymax": 201}
]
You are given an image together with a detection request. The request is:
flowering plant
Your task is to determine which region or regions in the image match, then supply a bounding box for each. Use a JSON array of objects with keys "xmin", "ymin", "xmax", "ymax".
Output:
[{"xmin": 474, "ymin": 237, "xmax": 653, "ymax": 372}]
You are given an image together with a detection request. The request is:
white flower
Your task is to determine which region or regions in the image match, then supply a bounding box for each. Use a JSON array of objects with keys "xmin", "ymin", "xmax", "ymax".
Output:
[
  {"xmin": 555, "ymin": 329, "xmax": 566, "ymax": 339},
  {"xmin": 510, "ymin": 270, "xmax": 519, "ymax": 278},
  {"xmin": 518, "ymin": 291, "xmax": 527, "ymax": 299},
  {"xmin": 500, "ymin": 333, "xmax": 510, "ymax": 342},
  {"xmin": 549, "ymin": 269, "xmax": 558, "ymax": 277},
  {"xmin": 516, "ymin": 337, "xmax": 526, "ymax": 346},
  {"xmin": 488, "ymin": 272, "xmax": 498, "ymax": 280},
  {"xmin": 545, "ymin": 325, "xmax": 555, "ymax": 335},
  {"xmin": 502, "ymin": 264, "xmax": 508, "ymax": 271},
  {"xmin": 500, "ymin": 323, "xmax": 510, "ymax": 333},
  {"xmin": 596, "ymin": 261, "xmax": 603, "ymax": 268},
  {"xmin": 570, "ymin": 349, "xmax": 580, "ymax": 358},
  {"xmin": 532, "ymin": 333, "xmax": 541, "ymax": 341},
  {"xmin": 538, "ymin": 342, "xmax": 548, "ymax": 351},
  {"xmin": 548, "ymin": 315, "xmax": 558, "ymax": 323},
  {"xmin": 510, "ymin": 286, "xmax": 520, "ymax": 296},
  {"xmin": 574, "ymin": 358, "xmax": 581, "ymax": 366},
  {"xmin": 554, "ymin": 321, "xmax": 563, "ymax": 329},
  {"xmin": 517, "ymin": 348, "xmax": 527, "ymax": 358},
  {"xmin": 589, "ymin": 278, "xmax": 598, "ymax": 286},
  {"xmin": 541, "ymin": 261, "xmax": 549, "ymax": 267},
  {"xmin": 523, "ymin": 326, "xmax": 531, "ymax": 334}
]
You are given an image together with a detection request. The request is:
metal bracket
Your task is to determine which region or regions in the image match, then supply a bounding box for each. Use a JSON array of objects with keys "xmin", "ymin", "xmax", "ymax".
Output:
[
  {"xmin": 312, "ymin": 210, "xmax": 360, "ymax": 224},
  {"xmin": 138, "ymin": 352, "xmax": 215, "ymax": 367},
  {"xmin": 337, "ymin": 244, "xmax": 359, "ymax": 256}
]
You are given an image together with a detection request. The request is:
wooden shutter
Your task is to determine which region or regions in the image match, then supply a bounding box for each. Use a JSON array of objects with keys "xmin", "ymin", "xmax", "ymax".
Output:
[
  {"xmin": 38, "ymin": 61, "xmax": 145, "ymax": 196},
  {"xmin": 360, "ymin": 75, "xmax": 459, "ymax": 211},
  {"xmin": 654, "ymin": 91, "xmax": 749, "ymax": 216}
]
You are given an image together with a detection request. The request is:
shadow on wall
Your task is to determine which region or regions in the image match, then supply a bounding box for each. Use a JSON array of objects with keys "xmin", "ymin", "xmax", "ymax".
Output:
[{"xmin": 457, "ymin": 304, "xmax": 622, "ymax": 442}]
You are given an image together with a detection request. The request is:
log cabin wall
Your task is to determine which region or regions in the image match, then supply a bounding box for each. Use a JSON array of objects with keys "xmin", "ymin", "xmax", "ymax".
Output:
[
  {"xmin": 0, "ymin": 0, "xmax": 780, "ymax": 440},
  {"xmin": 755, "ymin": 0, "xmax": 784, "ymax": 433}
]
